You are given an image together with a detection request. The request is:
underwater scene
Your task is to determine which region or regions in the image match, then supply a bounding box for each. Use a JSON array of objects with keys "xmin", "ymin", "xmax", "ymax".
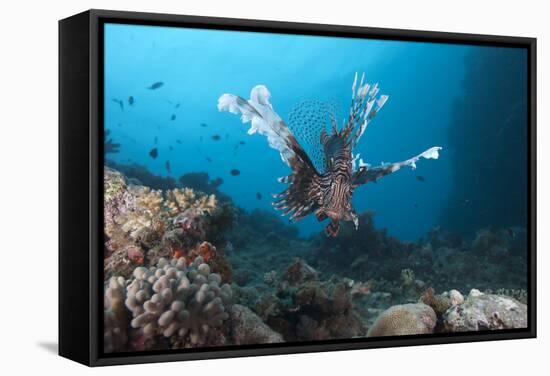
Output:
[{"xmin": 103, "ymin": 23, "xmax": 529, "ymax": 353}]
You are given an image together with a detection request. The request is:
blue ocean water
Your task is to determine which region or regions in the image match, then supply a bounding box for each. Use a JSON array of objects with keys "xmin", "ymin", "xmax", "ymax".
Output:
[{"xmin": 104, "ymin": 23, "xmax": 527, "ymax": 240}]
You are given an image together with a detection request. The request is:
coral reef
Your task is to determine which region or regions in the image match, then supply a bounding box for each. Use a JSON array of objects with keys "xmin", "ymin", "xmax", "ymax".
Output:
[
  {"xmin": 179, "ymin": 172, "xmax": 225, "ymax": 197},
  {"xmin": 283, "ymin": 258, "xmax": 319, "ymax": 286},
  {"xmin": 103, "ymin": 168, "xmax": 235, "ymax": 281},
  {"xmin": 367, "ymin": 303, "xmax": 437, "ymax": 337},
  {"xmin": 125, "ymin": 257, "xmax": 233, "ymax": 348},
  {"xmin": 419, "ymin": 287, "xmax": 453, "ymax": 316},
  {"xmin": 310, "ymin": 213, "xmax": 527, "ymax": 295},
  {"xmin": 106, "ymin": 160, "xmax": 179, "ymax": 190},
  {"xmin": 104, "ymin": 276, "xmax": 129, "ymax": 353},
  {"xmin": 102, "ymin": 166, "xmax": 529, "ymax": 352},
  {"xmin": 443, "ymin": 289, "xmax": 527, "ymax": 332},
  {"xmin": 250, "ymin": 260, "xmax": 367, "ymax": 341},
  {"xmin": 105, "ymin": 244, "xmax": 145, "ymax": 280}
]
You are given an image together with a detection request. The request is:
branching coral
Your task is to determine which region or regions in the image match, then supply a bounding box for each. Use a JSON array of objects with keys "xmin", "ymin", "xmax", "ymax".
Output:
[
  {"xmin": 125, "ymin": 257, "xmax": 232, "ymax": 347},
  {"xmin": 118, "ymin": 186, "xmax": 166, "ymax": 243},
  {"xmin": 103, "ymin": 168, "xmax": 230, "ymax": 274},
  {"xmin": 165, "ymin": 188, "xmax": 218, "ymax": 216},
  {"xmin": 104, "ymin": 276, "xmax": 129, "ymax": 353}
]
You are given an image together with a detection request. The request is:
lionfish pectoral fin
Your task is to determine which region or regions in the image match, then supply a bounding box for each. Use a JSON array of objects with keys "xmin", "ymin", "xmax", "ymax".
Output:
[
  {"xmin": 315, "ymin": 209, "xmax": 327, "ymax": 222},
  {"xmin": 349, "ymin": 211, "xmax": 359, "ymax": 230},
  {"xmin": 219, "ymin": 84, "xmax": 323, "ymax": 223},
  {"xmin": 325, "ymin": 220, "xmax": 340, "ymax": 237},
  {"xmin": 320, "ymin": 129, "xmax": 328, "ymax": 146},
  {"xmin": 352, "ymin": 147, "xmax": 442, "ymax": 186}
]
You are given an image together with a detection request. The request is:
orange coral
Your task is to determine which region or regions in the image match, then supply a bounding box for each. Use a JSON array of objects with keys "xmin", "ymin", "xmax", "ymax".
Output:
[
  {"xmin": 197, "ymin": 241, "xmax": 216, "ymax": 263},
  {"xmin": 169, "ymin": 241, "xmax": 232, "ymax": 283},
  {"xmin": 170, "ymin": 242, "xmax": 217, "ymax": 264},
  {"xmin": 172, "ymin": 246, "xmax": 185, "ymax": 260}
]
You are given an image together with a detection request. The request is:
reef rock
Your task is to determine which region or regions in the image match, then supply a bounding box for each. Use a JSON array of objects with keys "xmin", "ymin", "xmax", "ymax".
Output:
[
  {"xmin": 229, "ymin": 304, "xmax": 284, "ymax": 345},
  {"xmin": 367, "ymin": 303, "xmax": 437, "ymax": 337},
  {"xmin": 282, "ymin": 258, "xmax": 319, "ymax": 286},
  {"xmin": 443, "ymin": 289, "xmax": 527, "ymax": 332},
  {"xmin": 419, "ymin": 288, "xmax": 452, "ymax": 316}
]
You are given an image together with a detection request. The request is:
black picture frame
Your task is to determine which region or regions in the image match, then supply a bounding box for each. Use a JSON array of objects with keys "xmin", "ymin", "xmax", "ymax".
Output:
[{"xmin": 59, "ymin": 9, "xmax": 537, "ymax": 367}]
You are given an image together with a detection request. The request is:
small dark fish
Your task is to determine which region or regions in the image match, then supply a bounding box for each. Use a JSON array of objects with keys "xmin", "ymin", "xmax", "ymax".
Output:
[
  {"xmin": 117, "ymin": 123, "xmax": 122, "ymax": 127},
  {"xmin": 147, "ymin": 82, "xmax": 164, "ymax": 90},
  {"xmin": 230, "ymin": 169, "xmax": 240, "ymax": 176},
  {"xmin": 225, "ymin": 134, "xmax": 230, "ymax": 139},
  {"xmin": 176, "ymin": 139, "xmax": 182, "ymax": 144},
  {"xmin": 111, "ymin": 98, "xmax": 124, "ymax": 110},
  {"xmin": 154, "ymin": 136, "xmax": 158, "ymax": 145},
  {"xmin": 167, "ymin": 100, "xmax": 180, "ymax": 108},
  {"xmin": 170, "ymin": 114, "xmax": 176, "ymax": 121},
  {"xmin": 211, "ymin": 134, "xmax": 221, "ymax": 141},
  {"xmin": 149, "ymin": 147, "xmax": 158, "ymax": 159},
  {"xmin": 233, "ymin": 140, "xmax": 246, "ymax": 155},
  {"xmin": 165, "ymin": 161, "xmax": 171, "ymax": 173},
  {"xmin": 200, "ymin": 123, "xmax": 208, "ymax": 127},
  {"xmin": 206, "ymin": 157, "xmax": 212, "ymax": 162},
  {"xmin": 256, "ymin": 192, "xmax": 262, "ymax": 200},
  {"xmin": 416, "ymin": 175, "xmax": 426, "ymax": 182},
  {"xmin": 169, "ymin": 145, "xmax": 173, "ymax": 151},
  {"xmin": 128, "ymin": 96, "xmax": 135, "ymax": 106},
  {"xmin": 413, "ymin": 202, "xmax": 419, "ymax": 208}
]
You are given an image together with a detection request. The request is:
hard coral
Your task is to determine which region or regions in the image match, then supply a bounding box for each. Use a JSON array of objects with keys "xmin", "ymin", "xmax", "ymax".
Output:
[
  {"xmin": 367, "ymin": 303, "xmax": 437, "ymax": 337},
  {"xmin": 104, "ymin": 276, "xmax": 129, "ymax": 353},
  {"xmin": 165, "ymin": 188, "xmax": 218, "ymax": 216},
  {"xmin": 125, "ymin": 257, "xmax": 232, "ymax": 347}
]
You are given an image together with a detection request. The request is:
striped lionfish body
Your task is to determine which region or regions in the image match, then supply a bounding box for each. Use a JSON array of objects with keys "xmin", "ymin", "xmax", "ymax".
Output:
[{"xmin": 218, "ymin": 73, "xmax": 442, "ymax": 237}]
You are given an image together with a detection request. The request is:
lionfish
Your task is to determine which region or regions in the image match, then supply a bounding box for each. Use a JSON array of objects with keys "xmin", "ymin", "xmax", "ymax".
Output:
[{"xmin": 218, "ymin": 73, "xmax": 442, "ymax": 236}]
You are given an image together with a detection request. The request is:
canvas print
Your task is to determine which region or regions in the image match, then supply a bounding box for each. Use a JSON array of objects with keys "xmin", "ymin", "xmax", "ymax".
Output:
[{"xmin": 102, "ymin": 23, "xmax": 529, "ymax": 354}]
